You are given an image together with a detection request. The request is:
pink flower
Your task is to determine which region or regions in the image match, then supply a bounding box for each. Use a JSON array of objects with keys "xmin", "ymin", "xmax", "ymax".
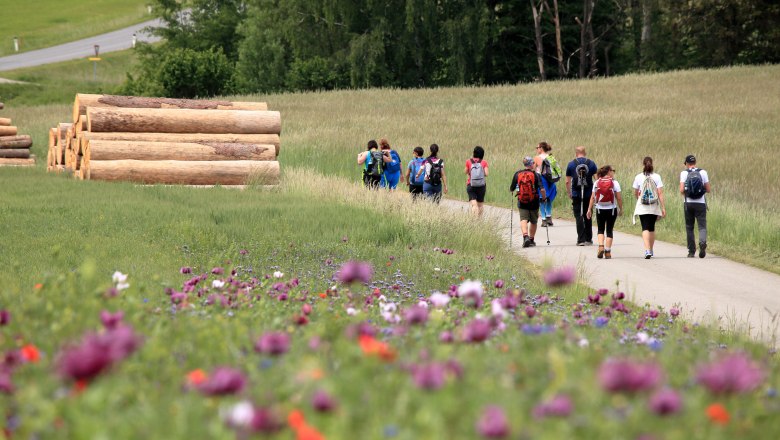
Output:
[
  {"xmin": 543, "ymin": 266, "xmax": 576, "ymax": 287},
  {"xmin": 411, "ymin": 362, "xmax": 447, "ymax": 390},
  {"xmin": 648, "ymin": 388, "xmax": 682, "ymax": 415},
  {"xmin": 403, "ymin": 305, "xmax": 429, "ymax": 325},
  {"xmin": 533, "ymin": 394, "xmax": 573, "ymax": 418},
  {"xmin": 250, "ymin": 406, "xmax": 282, "ymax": 433},
  {"xmin": 198, "ymin": 367, "xmax": 247, "ymax": 396},
  {"xmin": 335, "ymin": 261, "xmax": 374, "ymax": 284},
  {"xmin": 0, "ymin": 310, "xmax": 10, "ymax": 326},
  {"xmin": 670, "ymin": 308, "xmax": 680, "ymax": 317},
  {"xmin": 476, "ymin": 405, "xmax": 509, "ymax": 438},
  {"xmin": 56, "ymin": 324, "xmax": 141, "ymax": 383},
  {"xmin": 598, "ymin": 358, "xmax": 663, "ymax": 393},
  {"xmin": 99, "ymin": 310, "xmax": 124, "ymax": 329},
  {"xmin": 457, "ymin": 280, "xmax": 484, "ymax": 309},
  {"xmin": 0, "ymin": 370, "xmax": 14, "ymax": 394},
  {"xmin": 696, "ymin": 352, "xmax": 765, "ymax": 394},
  {"xmin": 311, "ymin": 389, "xmax": 338, "ymax": 412},
  {"xmin": 494, "ymin": 280, "xmax": 505, "ymax": 289},
  {"xmin": 180, "ymin": 267, "xmax": 192, "ymax": 274},
  {"xmin": 464, "ymin": 319, "xmax": 491, "ymax": 343},
  {"xmin": 524, "ymin": 305, "xmax": 537, "ymax": 319},
  {"xmin": 255, "ymin": 332, "xmax": 291, "ymax": 356}
]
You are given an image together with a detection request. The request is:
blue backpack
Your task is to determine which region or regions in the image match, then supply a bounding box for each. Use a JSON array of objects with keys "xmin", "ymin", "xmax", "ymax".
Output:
[
  {"xmin": 384, "ymin": 150, "xmax": 402, "ymax": 174},
  {"xmin": 409, "ymin": 157, "xmax": 425, "ymax": 185}
]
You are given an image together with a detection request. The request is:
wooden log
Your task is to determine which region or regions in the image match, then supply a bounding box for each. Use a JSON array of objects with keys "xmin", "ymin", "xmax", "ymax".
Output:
[
  {"xmin": 87, "ymin": 108, "xmax": 282, "ymax": 135},
  {"xmin": 88, "ymin": 160, "xmax": 280, "ymax": 185},
  {"xmin": 0, "ymin": 126, "xmax": 17, "ymax": 136},
  {"xmin": 82, "ymin": 131, "xmax": 280, "ymax": 155},
  {"xmin": 58, "ymin": 123, "xmax": 73, "ymax": 142},
  {"xmin": 86, "ymin": 140, "xmax": 277, "ymax": 161},
  {"xmin": 75, "ymin": 116, "xmax": 86, "ymax": 137},
  {"xmin": 0, "ymin": 102, "xmax": 4, "ymax": 110},
  {"xmin": 0, "ymin": 156, "xmax": 36, "ymax": 166},
  {"xmin": 0, "ymin": 118, "xmax": 11, "ymax": 126},
  {"xmin": 0, "ymin": 149, "xmax": 31, "ymax": 158},
  {"xmin": 1, "ymin": 135, "xmax": 33, "ymax": 149},
  {"xmin": 73, "ymin": 94, "xmax": 268, "ymax": 122}
]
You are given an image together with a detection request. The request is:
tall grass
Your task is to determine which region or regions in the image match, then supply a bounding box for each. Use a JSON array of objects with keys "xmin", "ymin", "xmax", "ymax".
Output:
[{"xmin": 0, "ymin": 0, "xmax": 150, "ymax": 57}]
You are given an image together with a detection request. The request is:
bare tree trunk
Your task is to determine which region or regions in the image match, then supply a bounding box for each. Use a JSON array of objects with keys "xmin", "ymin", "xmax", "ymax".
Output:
[
  {"xmin": 531, "ymin": 0, "xmax": 546, "ymax": 81},
  {"xmin": 587, "ymin": 0, "xmax": 597, "ymax": 77},
  {"xmin": 578, "ymin": 0, "xmax": 591, "ymax": 78},
  {"xmin": 550, "ymin": 0, "xmax": 566, "ymax": 77},
  {"xmin": 640, "ymin": 0, "xmax": 653, "ymax": 67},
  {"xmin": 604, "ymin": 44, "xmax": 611, "ymax": 77}
]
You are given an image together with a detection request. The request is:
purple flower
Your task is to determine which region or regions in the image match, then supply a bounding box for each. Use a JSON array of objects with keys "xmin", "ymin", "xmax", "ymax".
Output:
[
  {"xmin": 105, "ymin": 325, "xmax": 143, "ymax": 362},
  {"xmin": 587, "ymin": 294, "xmax": 601, "ymax": 304},
  {"xmin": 335, "ymin": 261, "xmax": 373, "ymax": 284},
  {"xmin": 457, "ymin": 280, "xmax": 484, "ymax": 309},
  {"xmin": 494, "ymin": 280, "xmax": 505, "ymax": 289},
  {"xmin": 0, "ymin": 310, "xmax": 10, "ymax": 326},
  {"xmin": 499, "ymin": 292, "xmax": 519, "ymax": 310},
  {"xmin": 696, "ymin": 352, "xmax": 766, "ymax": 394},
  {"xmin": 476, "ymin": 405, "xmax": 509, "ymax": 438},
  {"xmin": 521, "ymin": 324, "xmax": 555, "ymax": 335},
  {"xmin": 648, "ymin": 388, "xmax": 682, "ymax": 415},
  {"xmin": 648, "ymin": 309, "xmax": 660, "ymax": 319},
  {"xmin": 597, "ymin": 288, "xmax": 609, "ymax": 296},
  {"xmin": 525, "ymin": 305, "xmax": 537, "ymax": 319},
  {"xmin": 598, "ymin": 358, "xmax": 663, "ymax": 393},
  {"xmin": 594, "ymin": 316, "xmax": 610, "ymax": 328},
  {"xmin": 254, "ymin": 332, "xmax": 291, "ymax": 356},
  {"xmin": 198, "ymin": 367, "xmax": 246, "ymax": 396},
  {"xmin": 533, "ymin": 395, "xmax": 573, "ymax": 418},
  {"xmin": 0, "ymin": 370, "xmax": 14, "ymax": 394},
  {"xmin": 543, "ymin": 266, "xmax": 576, "ymax": 287},
  {"xmin": 464, "ymin": 318, "xmax": 491, "ymax": 343},
  {"xmin": 311, "ymin": 389, "xmax": 338, "ymax": 412},
  {"xmin": 403, "ymin": 305, "xmax": 429, "ymax": 325},
  {"xmin": 613, "ymin": 291, "xmax": 625, "ymax": 300},
  {"xmin": 180, "ymin": 266, "xmax": 192, "ymax": 274},
  {"xmin": 670, "ymin": 307, "xmax": 680, "ymax": 317},
  {"xmin": 56, "ymin": 324, "xmax": 142, "ymax": 382},
  {"xmin": 439, "ymin": 331, "xmax": 454, "ymax": 343},
  {"xmin": 411, "ymin": 362, "xmax": 447, "ymax": 390},
  {"xmin": 250, "ymin": 406, "xmax": 282, "ymax": 433},
  {"xmin": 239, "ymin": 249, "xmax": 249, "ymax": 255},
  {"xmin": 99, "ymin": 310, "xmax": 124, "ymax": 329},
  {"xmin": 211, "ymin": 267, "xmax": 224, "ymax": 275}
]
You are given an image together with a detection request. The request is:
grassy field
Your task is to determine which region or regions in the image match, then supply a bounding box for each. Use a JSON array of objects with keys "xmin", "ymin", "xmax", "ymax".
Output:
[
  {"xmin": 0, "ymin": 0, "xmax": 151, "ymax": 57},
  {"xmin": 0, "ymin": 166, "xmax": 777, "ymax": 438}
]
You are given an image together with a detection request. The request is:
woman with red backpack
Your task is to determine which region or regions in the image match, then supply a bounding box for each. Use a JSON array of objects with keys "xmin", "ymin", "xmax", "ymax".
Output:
[{"xmin": 586, "ymin": 165, "xmax": 623, "ymax": 259}]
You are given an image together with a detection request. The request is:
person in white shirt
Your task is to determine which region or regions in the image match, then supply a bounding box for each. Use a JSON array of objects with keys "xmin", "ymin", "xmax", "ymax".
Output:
[
  {"xmin": 632, "ymin": 157, "xmax": 666, "ymax": 259},
  {"xmin": 587, "ymin": 165, "xmax": 623, "ymax": 259},
  {"xmin": 679, "ymin": 154, "xmax": 711, "ymax": 258}
]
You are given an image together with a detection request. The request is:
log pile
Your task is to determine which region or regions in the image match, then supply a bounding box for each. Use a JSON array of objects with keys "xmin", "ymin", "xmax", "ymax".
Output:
[
  {"xmin": 0, "ymin": 106, "xmax": 35, "ymax": 167},
  {"xmin": 47, "ymin": 94, "xmax": 281, "ymax": 186}
]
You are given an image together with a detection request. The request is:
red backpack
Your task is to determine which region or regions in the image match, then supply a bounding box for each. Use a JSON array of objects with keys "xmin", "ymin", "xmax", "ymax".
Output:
[
  {"xmin": 594, "ymin": 177, "xmax": 615, "ymax": 205},
  {"xmin": 516, "ymin": 171, "xmax": 537, "ymax": 204}
]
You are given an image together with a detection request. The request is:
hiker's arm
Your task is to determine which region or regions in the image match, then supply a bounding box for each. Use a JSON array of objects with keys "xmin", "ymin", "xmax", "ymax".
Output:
[
  {"xmin": 565, "ymin": 176, "xmax": 572, "ymax": 198},
  {"xmin": 658, "ymin": 188, "xmax": 667, "ymax": 217},
  {"xmin": 383, "ymin": 153, "xmax": 392, "ymax": 163},
  {"xmin": 442, "ymin": 169, "xmax": 448, "ymax": 194},
  {"xmin": 357, "ymin": 151, "xmax": 367, "ymax": 164},
  {"xmin": 617, "ymin": 192, "xmax": 624, "ymax": 215},
  {"xmin": 415, "ymin": 166, "xmax": 424, "ymax": 180},
  {"xmin": 586, "ymin": 193, "xmax": 595, "ymax": 219},
  {"xmin": 465, "ymin": 163, "xmax": 470, "ymax": 176},
  {"xmin": 679, "ymin": 180, "xmax": 685, "ymax": 195},
  {"xmin": 509, "ymin": 173, "xmax": 517, "ymax": 193},
  {"xmin": 705, "ymin": 182, "xmax": 712, "ymax": 193},
  {"xmin": 484, "ymin": 164, "xmax": 489, "ymax": 176},
  {"xmin": 404, "ymin": 166, "xmax": 411, "ymax": 185}
]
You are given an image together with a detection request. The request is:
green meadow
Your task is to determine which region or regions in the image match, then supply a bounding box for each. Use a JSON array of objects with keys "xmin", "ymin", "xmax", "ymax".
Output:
[{"xmin": 0, "ymin": 0, "xmax": 151, "ymax": 57}]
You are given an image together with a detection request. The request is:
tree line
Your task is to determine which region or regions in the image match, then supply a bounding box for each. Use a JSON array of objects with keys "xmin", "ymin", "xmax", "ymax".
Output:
[{"xmin": 121, "ymin": 0, "xmax": 780, "ymax": 98}]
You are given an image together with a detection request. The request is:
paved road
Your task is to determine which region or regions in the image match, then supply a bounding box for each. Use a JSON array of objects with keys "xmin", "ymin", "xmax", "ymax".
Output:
[
  {"xmin": 0, "ymin": 19, "xmax": 162, "ymax": 72},
  {"xmin": 443, "ymin": 199, "xmax": 780, "ymax": 344}
]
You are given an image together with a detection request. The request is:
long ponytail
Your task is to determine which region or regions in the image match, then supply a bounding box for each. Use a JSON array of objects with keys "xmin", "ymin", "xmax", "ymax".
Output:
[{"xmin": 642, "ymin": 156, "xmax": 654, "ymax": 175}]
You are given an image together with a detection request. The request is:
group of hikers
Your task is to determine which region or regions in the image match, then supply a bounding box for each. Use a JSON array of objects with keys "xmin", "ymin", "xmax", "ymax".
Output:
[{"xmin": 358, "ymin": 139, "xmax": 711, "ymax": 259}]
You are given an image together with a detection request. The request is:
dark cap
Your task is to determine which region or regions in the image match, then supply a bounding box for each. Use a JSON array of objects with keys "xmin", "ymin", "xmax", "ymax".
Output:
[
  {"xmin": 684, "ymin": 154, "xmax": 696, "ymax": 164},
  {"xmin": 523, "ymin": 156, "xmax": 534, "ymax": 167}
]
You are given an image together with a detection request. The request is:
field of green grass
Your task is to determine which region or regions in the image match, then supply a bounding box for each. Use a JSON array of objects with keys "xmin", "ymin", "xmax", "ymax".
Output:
[{"xmin": 0, "ymin": 0, "xmax": 151, "ymax": 57}]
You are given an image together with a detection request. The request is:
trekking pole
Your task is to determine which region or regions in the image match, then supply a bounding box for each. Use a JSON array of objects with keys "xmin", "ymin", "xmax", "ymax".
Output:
[
  {"xmin": 545, "ymin": 216, "xmax": 551, "ymax": 245},
  {"xmin": 509, "ymin": 194, "xmax": 514, "ymax": 249}
]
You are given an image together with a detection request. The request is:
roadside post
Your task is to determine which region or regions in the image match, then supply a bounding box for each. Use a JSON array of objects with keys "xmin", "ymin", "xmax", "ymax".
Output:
[
  {"xmin": 13, "ymin": 37, "xmax": 19, "ymax": 52},
  {"xmin": 89, "ymin": 45, "xmax": 101, "ymax": 81}
]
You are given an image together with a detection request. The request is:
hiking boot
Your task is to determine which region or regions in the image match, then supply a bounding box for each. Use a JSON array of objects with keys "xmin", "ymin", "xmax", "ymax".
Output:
[
  {"xmin": 529, "ymin": 238, "xmax": 537, "ymax": 247},
  {"xmin": 604, "ymin": 250, "xmax": 612, "ymax": 259},
  {"xmin": 644, "ymin": 250, "xmax": 652, "ymax": 259},
  {"xmin": 687, "ymin": 252, "xmax": 695, "ymax": 258},
  {"xmin": 541, "ymin": 218, "xmax": 548, "ymax": 227},
  {"xmin": 699, "ymin": 242, "xmax": 707, "ymax": 258},
  {"xmin": 597, "ymin": 246, "xmax": 605, "ymax": 259},
  {"xmin": 585, "ymin": 241, "xmax": 594, "ymax": 246},
  {"xmin": 522, "ymin": 237, "xmax": 532, "ymax": 248},
  {"xmin": 577, "ymin": 242, "xmax": 585, "ymax": 246},
  {"xmin": 546, "ymin": 218, "xmax": 554, "ymax": 227}
]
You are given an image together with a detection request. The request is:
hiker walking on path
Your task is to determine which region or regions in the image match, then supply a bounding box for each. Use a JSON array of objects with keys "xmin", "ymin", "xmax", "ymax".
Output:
[
  {"xmin": 534, "ymin": 142, "xmax": 562, "ymax": 226},
  {"xmin": 565, "ymin": 146, "xmax": 598, "ymax": 245},
  {"xmin": 510, "ymin": 156, "xmax": 547, "ymax": 248},
  {"xmin": 416, "ymin": 144, "xmax": 448, "ymax": 204},
  {"xmin": 586, "ymin": 165, "xmax": 623, "ymax": 259},
  {"xmin": 632, "ymin": 156, "xmax": 667, "ymax": 259},
  {"xmin": 357, "ymin": 140, "xmax": 390, "ymax": 189},
  {"xmin": 405, "ymin": 146, "xmax": 426, "ymax": 200},
  {"xmin": 679, "ymin": 154, "xmax": 711, "ymax": 258},
  {"xmin": 465, "ymin": 146, "xmax": 489, "ymax": 217},
  {"xmin": 379, "ymin": 138, "xmax": 402, "ymax": 190}
]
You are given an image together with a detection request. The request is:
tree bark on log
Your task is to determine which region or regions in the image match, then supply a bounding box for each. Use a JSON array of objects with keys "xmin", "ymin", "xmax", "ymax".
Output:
[
  {"xmin": 87, "ymin": 108, "xmax": 282, "ymax": 134},
  {"xmin": 0, "ymin": 126, "xmax": 17, "ymax": 136},
  {"xmin": 0, "ymin": 103, "xmax": 4, "ymax": 110},
  {"xmin": 0, "ymin": 135, "xmax": 32, "ymax": 149},
  {"xmin": 87, "ymin": 160, "xmax": 280, "ymax": 185},
  {"xmin": 531, "ymin": 0, "xmax": 546, "ymax": 81},
  {"xmin": 0, "ymin": 118, "xmax": 11, "ymax": 126},
  {"xmin": 0, "ymin": 149, "xmax": 31, "ymax": 158},
  {"xmin": 0, "ymin": 156, "xmax": 36, "ymax": 166},
  {"xmin": 86, "ymin": 140, "xmax": 277, "ymax": 161},
  {"xmin": 82, "ymin": 132, "xmax": 280, "ymax": 155},
  {"xmin": 73, "ymin": 94, "xmax": 268, "ymax": 123}
]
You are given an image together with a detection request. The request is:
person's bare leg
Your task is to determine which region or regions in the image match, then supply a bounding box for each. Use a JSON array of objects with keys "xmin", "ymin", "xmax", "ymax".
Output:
[{"xmin": 477, "ymin": 202, "xmax": 484, "ymax": 218}]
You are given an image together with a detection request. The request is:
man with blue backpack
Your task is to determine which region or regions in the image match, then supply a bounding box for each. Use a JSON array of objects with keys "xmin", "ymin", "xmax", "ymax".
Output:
[
  {"xmin": 406, "ymin": 146, "xmax": 426, "ymax": 199},
  {"xmin": 679, "ymin": 155, "xmax": 711, "ymax": 258},
  {"xmin": 379, "ymin": 138, "xmax": 402, "ymax": 190},
  {"xmin": 565, "ymin": 146, "xmax": 598, "ymax": 246}
]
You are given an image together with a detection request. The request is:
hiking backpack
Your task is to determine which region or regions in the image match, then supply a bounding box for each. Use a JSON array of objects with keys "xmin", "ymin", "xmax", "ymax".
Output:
[
  {"xmin": 365, "ymin": 150, "xmax": 384, "ymax": 178},
  {"xmin": 541, "ymin": 155, "xmax": 563, "ymax": 183},
  {"xmin": 410, "ymin": 158, "xmax": 426, "ymax": 185},
  {"xmin": 639, "ymin": 174, "xmax": 659, "ymax": 205},
  {"xmin": 574, "ymin": 158, "xmax": 591, "ymax": 189},
  {"xmin": 384, "ymin": 150, "xmax": 402, "ymax": 174},
  {"xmin": 426, "ymin": 158, "xmax": 443, "ymax": 186},
  {"xmin": 594, "ymin": 177, "xmax": 615, "ymax": 205},
  {"xmin": 516, "ymin": 171, "xmax": 537, "ymax": 204},
  {"xmin": 684, "ymin": 168, "xmax": 706, "ymax": 200},
  {"xmin": 469, "ymin": 159, "xmax": 486, "ymax": 188}
]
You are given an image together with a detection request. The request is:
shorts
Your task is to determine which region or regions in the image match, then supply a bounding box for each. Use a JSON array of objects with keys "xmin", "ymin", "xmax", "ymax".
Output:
[
  {"xmin": 467, "ymin": 185, "xmax": 486, "ymax": 203},
  {"xmin": 381, "ymin": 171, "xmax": 401, "ymax": 189},
  {"xmin": 639, "ymin": 214, "xmax": 657, "ymax": 232},
  {"xmin": 409, "ymin": 184, "xmax": 423, "ymax": 195},
  {"xmin": 364, "ymin": 174, "xmax": 381, "ymax": 189},
  {"xmin": 519, "ymin": 208, "xmax": 539, "ymax": 224}
]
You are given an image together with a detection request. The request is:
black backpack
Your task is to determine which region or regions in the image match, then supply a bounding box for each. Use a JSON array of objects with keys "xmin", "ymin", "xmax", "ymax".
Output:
[
  {"xmin": 574, "ymin": 158, "xmax": 591, "ymax": 189},
  {"xmin": 427, "ymin": 158, "xmax": 443, "ymax": 186},
  {"xmin": 364, "ymin": 150, "xmax": 384, "ymax": 177},
  {"xmin": 684, "ymin": 168, "xmax": 706, "ymax": 200}
]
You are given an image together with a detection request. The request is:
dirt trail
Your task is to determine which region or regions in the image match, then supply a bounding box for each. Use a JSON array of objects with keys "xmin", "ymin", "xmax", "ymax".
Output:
[{"xmin": 442, "ymin": 199, "xmax": 780, "ymax": 344}]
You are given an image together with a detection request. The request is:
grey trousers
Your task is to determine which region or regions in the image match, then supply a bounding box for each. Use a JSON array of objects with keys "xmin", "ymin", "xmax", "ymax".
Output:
[{"xmin": 684, "ymin": 202, "xmax": 707, "ymax": 252}]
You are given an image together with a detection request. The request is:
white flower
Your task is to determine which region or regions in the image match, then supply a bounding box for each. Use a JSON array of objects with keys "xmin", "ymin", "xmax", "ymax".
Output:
[
  {"xmin": 433, "ymin": 267, "xmax": 441, "ymax": 272},
  {"xmin": 578, "ymin": 338, "xmax": 590, "ymax": 348},
  {"xmin": 380, "ymin": 302, "xmax": 397, "ymax": 313},
  {"xmin": 457, "ymin": 280, "xmax": 484, "ymax": 298},
  {"xmin": 212, "ymin": 280, "xmax": 225, "ymax": 288},
  {"xmin": 221, "ymin": 400, "xmax": 254, "ymax": 428},
  {"xmin": 346, "ymin": 307, "xmax": 358, "ymax": 316},
  {"xmin": 429, "ymin": 292, "xmax": 450, "ymax": 308},
  {"xmin": 636, "ymin": 332, "xmax": 650, "ymax": 344},
  {"xmin": 417, "ymin": 300, "xmax": 429, "ymax": 309},
  {"xmin": 116, "ymin": 282, "xmax": 130, "ymax": 291},
  {"xmin": 273, "ymin": 271, "xmax": 284, "ymax": 279},
  {"xmin": 112, "ymin": 271, "xmax": 128, "ymax": 284},
  {"xmin": 378, "ymin": 295, "xmax": 387, "ymax": 302},
  {"xmin": 381, "ymin": 311, "xmax": 400, "ymax": 323},
  {"xmin": 491, "ymin": 299, "xmax": 507, "ymax": 319}
]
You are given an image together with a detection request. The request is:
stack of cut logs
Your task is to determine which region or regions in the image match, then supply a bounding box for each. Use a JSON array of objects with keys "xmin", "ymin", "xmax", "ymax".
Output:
[
  {"xmin": 47, "ymin": 94, "xmax": 281, "ymax": 186},
  {"xmin": 0, "ymin": 102, "xmax": 36, "ymax": 167}
]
